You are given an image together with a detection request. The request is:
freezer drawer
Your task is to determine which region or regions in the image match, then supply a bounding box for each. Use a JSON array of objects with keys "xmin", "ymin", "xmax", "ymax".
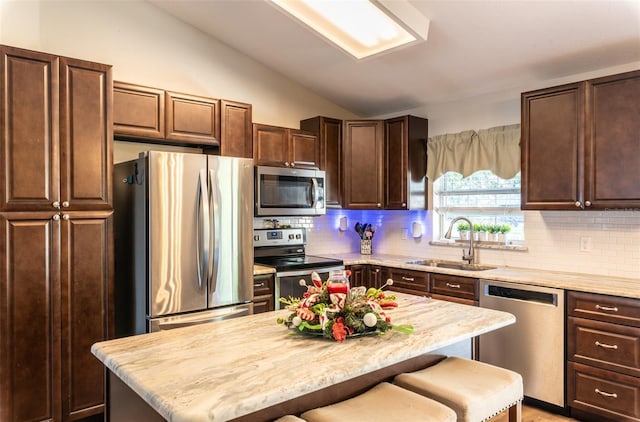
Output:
[{"xmin": 148, "ymin": 303, "xmax": 253, "ymax": 332}]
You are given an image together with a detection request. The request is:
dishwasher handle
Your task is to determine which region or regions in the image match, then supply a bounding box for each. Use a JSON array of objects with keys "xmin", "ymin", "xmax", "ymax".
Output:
[{"xmin": 485, "ymin": 285, "xmax": 558, "ymax": 306}]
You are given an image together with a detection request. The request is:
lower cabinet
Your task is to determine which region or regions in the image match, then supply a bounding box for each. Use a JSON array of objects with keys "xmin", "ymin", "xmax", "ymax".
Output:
[
  {"xmin": 385, "ymin": 267, "xmax": 429, "ymax": 296},
  {"xmin": 346, "ymin": 265, "xmax": 383, "ymax": 289},
  {"xmin": 567, "ymin": 291, "xmax": 640, "ymax": 421},
  {"xmin": 0, "ymin": 212, "xmax": 112, "ymax": 421},
  {"xmin": 253, "ymin": 274, "xmax": 275, "ymax": 314},
  {"xmin": 429, "ymin": 273, "xmax": 479, "ymax": 306}
]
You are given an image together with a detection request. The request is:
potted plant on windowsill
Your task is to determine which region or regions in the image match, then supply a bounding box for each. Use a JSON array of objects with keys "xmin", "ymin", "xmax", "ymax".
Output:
[
  {"xmin": 474, "ymin": 223, "xmax": 488, "ymax": 241},
  {"xmin": 488, "ymin": 224, "xmax": 501, "ymax": 242},
  {"xmin": 457, "ymin": 222, "xmax": 470, "ymax": 240},
  {"xmin": 498, "ymin": 224, "xmax": 511, "ymax": 244}
]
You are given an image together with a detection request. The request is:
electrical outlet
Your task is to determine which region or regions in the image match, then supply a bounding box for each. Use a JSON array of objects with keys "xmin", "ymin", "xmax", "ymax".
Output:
[{"xmin": 580, "ymin": 236, "xmax": 592, "ymax": 252}]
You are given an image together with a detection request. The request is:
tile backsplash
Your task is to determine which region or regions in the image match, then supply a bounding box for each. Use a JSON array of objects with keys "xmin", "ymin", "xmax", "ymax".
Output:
[{"xmin": 260, "ymin": 209, "xmax": 640, "ymax": 280}]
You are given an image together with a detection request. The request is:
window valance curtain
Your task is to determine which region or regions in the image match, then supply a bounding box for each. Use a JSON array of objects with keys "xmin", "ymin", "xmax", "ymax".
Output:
[{"xmin": 426, "ymin": 124, "xmax": 520, "ymax": 181}]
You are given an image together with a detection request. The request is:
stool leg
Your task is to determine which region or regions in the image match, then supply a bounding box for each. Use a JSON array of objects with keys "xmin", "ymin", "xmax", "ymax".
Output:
[{"xmin": 507, "ymin": 401, "xmax": 522, "ymax": 422}]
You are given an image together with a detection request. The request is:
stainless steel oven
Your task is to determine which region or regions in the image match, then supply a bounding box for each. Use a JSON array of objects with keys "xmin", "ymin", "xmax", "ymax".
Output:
[
  {"xmin": 255, "ymin": 166, "xmax": 326, "ymax": 216},
  {"xmin": 253, "ymin": 228, "xmax": 344, "ymax": 309}
]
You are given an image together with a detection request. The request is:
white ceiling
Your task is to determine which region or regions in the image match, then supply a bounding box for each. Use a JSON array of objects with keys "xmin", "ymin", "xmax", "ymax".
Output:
[{"xmin": 150, "ymin": 0, "xmax": 640, "ymax": 117}]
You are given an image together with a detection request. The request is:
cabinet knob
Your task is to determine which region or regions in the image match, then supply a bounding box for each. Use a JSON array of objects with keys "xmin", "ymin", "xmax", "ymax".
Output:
[
  {"xmin": 290, "ymin": 163, "xmax": 295, "ymax": 167},
  {"xmin": 574, "ymin": 201, "xmax": 582, "ymax": 208},
  {"xmin": 52, "ymin": 214, "xmax": 60, "ymax": 221},
  {"xmin": 585, "ymin": 201, "xmax": 591, "ymax": 207},
  {"xmin": 62, "ymin": 201, "xmax": 70, "ymax": 208},
  {"xmin": 376, "ymin": 203, "xmax": 382, "ymax": 208},
  {"xmin": 402, "ymin": 202, "xmax": 406, "ymax": 207},
  {"xmin": 62, "ymin": 214, "xmax": 70, "ymax": 221},
  {"xmin": 284, "ymin": 162, "xmax": 290, "ymax": 167},
  {"xmin": 53, "ymin": 201, "xmax": 61, "ymax": 209}
]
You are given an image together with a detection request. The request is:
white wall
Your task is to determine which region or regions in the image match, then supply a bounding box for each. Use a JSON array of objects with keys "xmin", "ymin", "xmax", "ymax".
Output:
[{"xmin": 0, "ymin": 0, "xmax": 358, "ymax": 129}]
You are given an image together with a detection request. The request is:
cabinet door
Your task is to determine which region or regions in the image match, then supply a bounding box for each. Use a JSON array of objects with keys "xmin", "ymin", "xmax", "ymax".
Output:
[
  {"xmin": 300, "ymin": 117, "xmax": 342, "ymax": 206},
  {"xmin": 220, "ymin": 100, "xmax": 252, "ymax": 158},
  {"xmin": 113, "ymin": 82, "xmax": 165, "ymax": 139},
  {"xmin": 254, "ymin": 123, "xmax": 288, "ymax": 167},
  {"xmin": 343, "ymin": 120, "xmax": 384, "ymax": 209},
  {"xmin": 368, "ymin": 265, "xmax": 383, "ymax": 289},
  {"xmin": 60, "ymin": 58, "xmax": 112, "ymax": 211},
  {"xmin": 347, "ymin": 265, "xmax": 367, "ymax": 288},
  {"xmin": 385, "ymin": 117, "xmax": 408, "ymax": 209},
  {"xmin": 521, "ymin": 82, "xmax": 585, "ymax": 210},
  {"xmin": 0, "ymin": 214, "xmax": 61, "ymax": 422},
  {"xmin": 586, "ymin": 70, "xmax": 640, "ymax": 209},
  {"xmin": 60, "ymin": 213, "xmax": 112, "ymax": 420},
  {"xmin": 0, "ymin": 46, "xmax": 60, "ymax": 212},
  {"xmin": 289, "ymin": 129, "xmax": 319, "ymax": 168},
  {"xmin": 166, "ymin": 91, "xmax": 220, "ymax": 145},
  {"xmin": 253, "ymin": 274, "xmax": 274, "ymax": 314}
]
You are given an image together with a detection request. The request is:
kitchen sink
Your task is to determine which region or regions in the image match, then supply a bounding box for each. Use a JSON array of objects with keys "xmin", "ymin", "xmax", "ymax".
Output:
[{"xmin": 405, "ymin": 259, "xmax": 496, "ymax": 272}]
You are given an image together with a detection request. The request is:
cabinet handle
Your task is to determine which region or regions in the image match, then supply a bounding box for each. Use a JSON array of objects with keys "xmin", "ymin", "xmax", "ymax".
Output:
[
  {"xmin": 446, "ymin": 283, "xmax": 461, "ymax": 289},
  {"xmin": 62, "ymin": 214, "xmax": 70, "ymax": 220},
  {"xmin": 594, "ymin": 388, "xmax": 618, "ymax": 399},
  {"xmin": 595, "ymin": 341, "xmax": 618, "ymax": 350},
  {"xmin": 254, "ymin": 282, "xmax": 265, "ymax": 288},
  {"xmin": 284, "ymin": 162, "xmax": 290, "ymax": 167},
  {"xmin": 52, "ymin": 201, "xmax": 61, "ymax": 209},
  {"xmin": 402, "ymin": 202, "xmax": 406, "ymax": 207},
  {"xmin": 401, "ymin": 276, "xmax": 415, "ymax": 281},
  {"xmin": 290, "ymin": 163, "xmax": 295, "ymax": 167},
  {"xmin": 52, "ymin": 214, "xmax": 60, "ymax": 221},
  {"xmin": 585, "ymin": 200, "xmax": 591, "ymax": 207},
  {"xmin": 62, "ymin": 201, "xmax": 70, "ymax": 208},
  {"xmin": 376, "ymin": 203, "xmax": 381, "ymax": 208},
  {"xmin": 574, "ymin": 201, "xmax": 581, "ymax": 208},
  {"xmin": 375, "ymin": 269, "xmax": 380, "ymax": 273},
  {"xmin": 595, "ymin": 304, "xmax": 618, "ymax": 312}
]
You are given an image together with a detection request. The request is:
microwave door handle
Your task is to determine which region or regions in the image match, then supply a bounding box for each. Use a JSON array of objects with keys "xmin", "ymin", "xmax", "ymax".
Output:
[
  {"xmin": 310, "ymin": 177, "xmax": 319, "ymax": 208},
  {"xmin": 196, "ymin": 169, "xmax": 211, "ymax": 290}
]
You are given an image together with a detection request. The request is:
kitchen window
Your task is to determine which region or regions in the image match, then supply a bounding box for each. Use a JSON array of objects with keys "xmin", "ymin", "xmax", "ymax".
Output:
[{"xmin": 433, "ymin": 170, "xmax": 524, "ymax": 242}]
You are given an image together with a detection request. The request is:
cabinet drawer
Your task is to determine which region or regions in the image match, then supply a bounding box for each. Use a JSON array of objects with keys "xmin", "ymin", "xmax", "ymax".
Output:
[
  {"xmin": 386, "ymin": 269, "xmax": 428, "ymax": 295},
  {"xmin": 569, "ymin": 291, "xmax": 640, "ymax": 328},
  {"xmin": 430, "ymin": 273, "xmax": 478, "ymax": 301},
  {"xmin": 568, "ymin": 362, "xmax": 640, "ymax": 421},
  {"xmin": 568, "ymin": 316, "xmax": 640, "ymax": 377},
  {"xmin": 253, "ymin": 274, "xmax": 274, "ymax": 297}
]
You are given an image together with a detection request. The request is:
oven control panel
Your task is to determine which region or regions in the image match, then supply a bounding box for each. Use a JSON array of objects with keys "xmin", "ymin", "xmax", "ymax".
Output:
[{"xmin": 253, "ymin": 228, "xmax": 306, "ymax": 247}]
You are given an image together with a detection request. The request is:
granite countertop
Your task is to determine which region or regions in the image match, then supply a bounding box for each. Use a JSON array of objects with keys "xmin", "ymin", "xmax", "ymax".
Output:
[
  {"xmin": 91, "ymin": 293, "xmax": 514, "ymax": 422},
  {"xmin": 253, "ymin": 264, "xmax": 276, "ymax": 275},
  {"xmin": 327, "ymin": 253, "xmax": 640, "ymax": 300}
]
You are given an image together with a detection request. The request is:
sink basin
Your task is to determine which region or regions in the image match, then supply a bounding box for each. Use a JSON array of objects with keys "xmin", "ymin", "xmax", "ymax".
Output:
[{"xmin": 405, "ymin": 259, "xmax": 496, "ymax": 272}]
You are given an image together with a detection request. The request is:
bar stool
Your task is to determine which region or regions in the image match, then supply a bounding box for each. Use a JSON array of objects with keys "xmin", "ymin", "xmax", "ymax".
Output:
[
  {"xmin": 301, "ymin": 382, "xmax": 456, "ymax": 421},
  {"xmin": 394, "ymin": 357, "xmax": 523, "ymax": 422},
  {"xmin": 273, "ymin": 416, "xmax": 306, "ymax": 422}
]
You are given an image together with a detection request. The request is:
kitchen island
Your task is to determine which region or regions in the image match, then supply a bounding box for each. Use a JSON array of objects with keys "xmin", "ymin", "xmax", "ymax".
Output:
[{"xmin": 92, "ymin": 293, "xmax": 515, "ymax": 421}]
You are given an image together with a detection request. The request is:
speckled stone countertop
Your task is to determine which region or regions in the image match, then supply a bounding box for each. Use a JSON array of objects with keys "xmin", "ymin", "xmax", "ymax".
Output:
[
  {"xmin": 330, "ymin": 253, "xmax": 640, "ymax": 299},
  {"xmin": 253, "ymin": 264, "xmax": 276, "ymax": 276},
  {"xmin": 91, "ymin": 293, "xmax": 514, "ymax": 422}
]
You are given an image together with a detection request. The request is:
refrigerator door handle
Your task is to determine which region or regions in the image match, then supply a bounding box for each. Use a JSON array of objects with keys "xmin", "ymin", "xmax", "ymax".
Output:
[
  {"xmin": 196, "ymin": 169, "xmax": 211, "ymax": 290},
  {"xmin": 310, "ymin": 177, "xmax": 319, "ymax": 208},
  {"xmin": 208, "ymin": 169, "xmax": 221, "ymax": 293}
]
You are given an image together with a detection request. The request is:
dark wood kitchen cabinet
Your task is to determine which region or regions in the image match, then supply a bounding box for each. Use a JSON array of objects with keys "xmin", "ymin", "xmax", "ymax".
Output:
[
  {"xmin": 343, "ymin": 116, "xmax": 428, "ymax": 210},
  {"xmin": 253, "ymin": 273, "xmax": 275, "ymax": 314},
  {"xmin": 346, "ymin": 264, "xmax": 383, "ymax": 289},
  {"xmin": 567, "ymin": 291, "xmax": 640, "ymax": 421},
  {"xmin": 253, "ymin": 123, "xmax": 319, "ymax": 168},
  {"xmin": 521, "ymin": 70, "xmax": 640, "ymax": 210},
  {"xmin": 165, "ymin": 90, "xmax": 220, "ymax": 145},
  {"xmin": 385, "ymin": 116, "xmax": 428, "ymax": 210},
  {"xmin": 300, "ymin": 116, "xmax": 343, "ymax": 207},
  {"xmin": 385, "ymin": 267, "xmax": 429, "ymax": 296},
  {"xmin": 220, "ymin": 100, "xmax": 253, "ymax": 158},
  {"xmin": 0, "ymin": 45, "xmax": 113, "ymax": 422},
  {"xmin": 113, "ymin": 81, "xmax": 165, "ymax": 140},
  {"xmin": 343, "ymin": 120, "xmax": 385, "ymax": 209},
  {"xmin": 429, "ymin": 273, "xmax": 479, "ymax": 306}
]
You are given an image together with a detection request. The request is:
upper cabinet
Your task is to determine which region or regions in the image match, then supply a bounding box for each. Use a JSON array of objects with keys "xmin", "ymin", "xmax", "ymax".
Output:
[
  {"xmin": 1, "ymin": 47, "xmax": 112, "ymax": 213},
  {"xmin": 300, "ymin": 116, "xmax": 342, "ymax": 207},
  {"xmin": 113, "ymin": 81, "xmax": 253, "ymax": 157},
  {"xmin": 521, "ymin": 70, "xmax": 640, "ymax": 210},
  {"xmin": 385, "ymin": 116, "xmax": 428, "ymax": 210},
  {"xmin": 253, "ymin": 123, "xmax": 319, "ymax": 168},
  {"xmin": 342, "ymin": 116, "xmax": 428, "ymax": 210},
  {"xmin": 343, "ymin": 120, "xmax": 385, "ymax": 209}
]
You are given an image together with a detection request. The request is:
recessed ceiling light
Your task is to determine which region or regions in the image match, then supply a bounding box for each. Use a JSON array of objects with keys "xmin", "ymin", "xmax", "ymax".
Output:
[{"xmin": 271, "ymin": 0, "xmax": 429, "ymax": 59}]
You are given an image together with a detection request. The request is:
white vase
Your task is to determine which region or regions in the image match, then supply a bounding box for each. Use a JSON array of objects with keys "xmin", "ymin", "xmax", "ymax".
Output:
[{"xmin": 459, "ymin": 231, "xmax": 469, "ymax": 241}]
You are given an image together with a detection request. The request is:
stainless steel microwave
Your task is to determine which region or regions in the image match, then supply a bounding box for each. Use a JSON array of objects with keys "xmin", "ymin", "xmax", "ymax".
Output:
[{"xmin": 255, "ymin": 166, "xmax": 326, "ymax": 216}]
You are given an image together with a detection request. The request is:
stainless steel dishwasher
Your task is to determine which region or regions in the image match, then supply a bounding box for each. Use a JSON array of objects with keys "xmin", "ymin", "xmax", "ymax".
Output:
[{"xmin": 479, "ymin": 279, "xmax": 565, "ymax": 408}]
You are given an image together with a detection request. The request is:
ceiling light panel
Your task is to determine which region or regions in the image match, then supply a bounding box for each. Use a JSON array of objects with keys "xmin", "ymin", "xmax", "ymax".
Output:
[{"xmin": 272, "ymin": 0, "xmax": 427, "ymax": 59}]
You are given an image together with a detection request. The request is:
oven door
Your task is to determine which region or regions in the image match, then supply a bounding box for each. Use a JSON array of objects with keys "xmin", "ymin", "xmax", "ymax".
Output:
[
  {"xmin": 275, "ymin": 266, "xmax": 345, "ymax": 310},
  {"xmin": 255, "ymin": 166, "xmax": 326, "ymax": 216}
]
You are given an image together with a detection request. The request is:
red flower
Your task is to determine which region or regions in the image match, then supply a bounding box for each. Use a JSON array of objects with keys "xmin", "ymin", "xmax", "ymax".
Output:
[{"xmin": 332, "ymin": 317, "xmax": 348, "ymax": 342}]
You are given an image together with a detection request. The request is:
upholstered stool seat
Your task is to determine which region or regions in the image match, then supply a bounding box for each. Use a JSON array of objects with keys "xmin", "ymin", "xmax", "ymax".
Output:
[
  {"xmin": 273, "ymin": 416, "xmax": 306, "ymax": 422},
  {"xmin": 394, "ymin": 357, "xmax": 523, "ymax": 422},
  {"xmin": 301, "ymin": 382, "xmax": 456, "ymax": 422}
]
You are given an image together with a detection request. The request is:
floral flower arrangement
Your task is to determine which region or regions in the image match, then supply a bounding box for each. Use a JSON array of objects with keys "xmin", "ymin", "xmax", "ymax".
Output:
[{"xmin": 276, "ymin": 271, "xmax": 413, "ymax": 342}]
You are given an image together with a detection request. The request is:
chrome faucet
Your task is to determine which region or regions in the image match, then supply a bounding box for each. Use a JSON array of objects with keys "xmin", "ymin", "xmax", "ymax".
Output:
[{"xmin": 444, "ymin": 217, "xmax": 475, "ymax": 265}]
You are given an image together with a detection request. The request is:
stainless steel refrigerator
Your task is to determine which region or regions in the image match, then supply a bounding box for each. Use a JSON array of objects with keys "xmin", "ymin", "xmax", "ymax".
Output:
[{"xmin": 113, "ymin": 151, "xmax": 254, "ymax": 335}]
